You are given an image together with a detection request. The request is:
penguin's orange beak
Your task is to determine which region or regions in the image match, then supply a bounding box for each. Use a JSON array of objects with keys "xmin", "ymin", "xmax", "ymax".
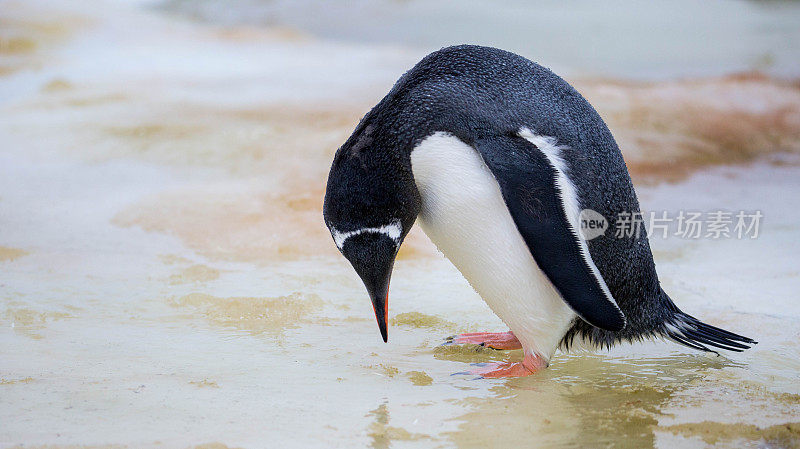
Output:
[{"xmin": 340, "ymin": 232, "xmax": 397, "ymax": 343}]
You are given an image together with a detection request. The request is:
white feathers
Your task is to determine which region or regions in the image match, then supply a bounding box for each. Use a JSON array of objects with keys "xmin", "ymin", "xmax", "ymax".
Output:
[
  {"xmin": 518, "ymin": 128, "xmax": 624, "ymax": 322},
  {"xmin": 410, "ymin": 131, "xmax": 576, "ymax": 361},
  {"xmin": 331, "ymin": 219, "xmax": 402, "ymax": 250}
]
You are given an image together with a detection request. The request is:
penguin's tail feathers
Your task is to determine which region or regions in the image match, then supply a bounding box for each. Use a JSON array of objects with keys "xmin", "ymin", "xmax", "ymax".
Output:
[{"xmin": 664, "ymin": 312, "xmax": 757, "ymax": 354}]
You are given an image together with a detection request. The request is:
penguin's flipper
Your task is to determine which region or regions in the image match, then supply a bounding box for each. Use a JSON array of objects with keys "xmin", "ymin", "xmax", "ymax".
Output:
[{"xmin": 473, "ymin": 131, "xmax": 626, "ymax": 331}]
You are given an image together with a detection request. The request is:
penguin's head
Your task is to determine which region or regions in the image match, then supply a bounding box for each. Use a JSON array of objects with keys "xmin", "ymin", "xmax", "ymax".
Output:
[{"xmin": 323, "ymin": 123, "xmax": 420, "ymax": 343}]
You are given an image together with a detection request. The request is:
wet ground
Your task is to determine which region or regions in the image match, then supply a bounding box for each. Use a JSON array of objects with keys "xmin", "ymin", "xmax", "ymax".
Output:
[{"xmin": 1, "ymin": 1, "xmax": 799, "ymax": 448}]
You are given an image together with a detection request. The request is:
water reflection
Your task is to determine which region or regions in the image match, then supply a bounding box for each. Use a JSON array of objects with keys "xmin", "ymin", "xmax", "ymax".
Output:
[
  {"xmin": 365, "ymin": 401, "xmax": 432, "ymax": 448},
  {"xmin": 445, "ymin": 353, "xmax": 744, "ymax": 448},
  {"xmin": 367, "ymin": 402, "xmax": 391, "ymax": 449}
]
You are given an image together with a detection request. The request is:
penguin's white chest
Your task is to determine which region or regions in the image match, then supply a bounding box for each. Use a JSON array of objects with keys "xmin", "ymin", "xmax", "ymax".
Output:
[{"xmin": 410, "ymin": 132, "xmax": 576, "ymax": 359}]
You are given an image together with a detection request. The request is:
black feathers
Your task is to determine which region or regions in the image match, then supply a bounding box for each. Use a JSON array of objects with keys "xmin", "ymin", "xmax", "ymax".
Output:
[
  {"xmin": 473, "ymin": 134, "xmax": 626, "ymax": 331},
  {"xmin": 561, "ymin": 289, "xmax": 756, "ymax": 353},
  {"xmin": 665, "ymin": 313, "xmax": 756, "ymax": 354}
]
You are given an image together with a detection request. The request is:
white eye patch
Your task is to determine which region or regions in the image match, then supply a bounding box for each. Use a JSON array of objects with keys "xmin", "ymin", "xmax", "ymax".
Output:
[{"xmin": 330, "ymin": 219, "xmax": 403, "ymax": 250}]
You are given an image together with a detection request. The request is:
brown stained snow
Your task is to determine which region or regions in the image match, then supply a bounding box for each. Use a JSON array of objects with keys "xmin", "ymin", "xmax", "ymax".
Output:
[
  {"xmin": 0, "ymin": 246, "xmax": 28, "ymax": 262},
  {"xmin": 172, "ymin": 292, "xmax": 324, "ymax": 335}
]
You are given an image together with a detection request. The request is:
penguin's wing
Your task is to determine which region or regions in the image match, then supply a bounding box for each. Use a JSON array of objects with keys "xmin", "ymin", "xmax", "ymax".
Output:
[{"xmin": 473, "ymin": 131, "xmax": 626, "ymax": 331}]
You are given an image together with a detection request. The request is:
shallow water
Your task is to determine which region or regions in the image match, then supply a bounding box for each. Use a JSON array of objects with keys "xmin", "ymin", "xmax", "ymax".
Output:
[{"xmin": 1, "ymin": 1, "xmax": 799, "ymax": 448}]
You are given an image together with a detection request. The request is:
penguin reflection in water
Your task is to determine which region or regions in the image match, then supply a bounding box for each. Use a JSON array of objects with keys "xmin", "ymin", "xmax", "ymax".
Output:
[{"xmin": 323, "ymin": 45, "xmax": 755, "ymax": 378}]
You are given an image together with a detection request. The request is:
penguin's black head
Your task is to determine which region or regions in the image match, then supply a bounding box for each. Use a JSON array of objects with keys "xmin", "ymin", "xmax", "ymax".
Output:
[{"xmin": 323, "ymin": 123, "xmax": 420, "ymax": 343}]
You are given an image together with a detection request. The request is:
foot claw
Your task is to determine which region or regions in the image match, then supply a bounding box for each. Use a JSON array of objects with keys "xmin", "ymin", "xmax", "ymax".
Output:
[
  {"xmin": 450, "ymin": 371, "xmax": 488, "ymax": 380},
  {"xmin": 454, "ymin": 353, "xmax": 548, "ymax": 379},
  {"xmin": 444, "ymin": 331, "xmax": 522, "ymax": 350}
]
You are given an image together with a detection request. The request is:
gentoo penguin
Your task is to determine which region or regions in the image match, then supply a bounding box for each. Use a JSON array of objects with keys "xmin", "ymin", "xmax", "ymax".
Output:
[{"xmin": 323, "ymin": 45, "xmax": 755, "ymax": 378}]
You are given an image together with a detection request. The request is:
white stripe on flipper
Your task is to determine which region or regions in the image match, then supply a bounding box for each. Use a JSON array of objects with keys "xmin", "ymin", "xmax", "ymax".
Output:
[
  {"xmin": 518, "ymin": 127, "xmax": 624, "ymax": 321},
  {"xmin": 330, "ymin": 220, "xmax": 402, "ymax": 250}
]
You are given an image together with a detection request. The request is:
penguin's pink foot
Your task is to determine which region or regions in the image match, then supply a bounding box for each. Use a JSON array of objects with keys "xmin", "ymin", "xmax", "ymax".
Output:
[
  {"xmin": 444, "ymin": 331, "xmax": 522, "ymax": 350},
  {"xmin": 462, "ymin": 353, "xmax": 548, "ymax": 379}
]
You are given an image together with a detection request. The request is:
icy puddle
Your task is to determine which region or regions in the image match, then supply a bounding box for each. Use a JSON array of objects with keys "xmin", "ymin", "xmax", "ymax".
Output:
[{"xmin": 1, "ymin": 0, "xmax": 799, "ymax": 448}]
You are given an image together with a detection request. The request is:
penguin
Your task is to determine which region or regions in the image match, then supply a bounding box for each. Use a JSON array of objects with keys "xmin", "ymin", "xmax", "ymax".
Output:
[{"xmin": 323, "ymin": 45, "xmax": 755, "ymax": 378}]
